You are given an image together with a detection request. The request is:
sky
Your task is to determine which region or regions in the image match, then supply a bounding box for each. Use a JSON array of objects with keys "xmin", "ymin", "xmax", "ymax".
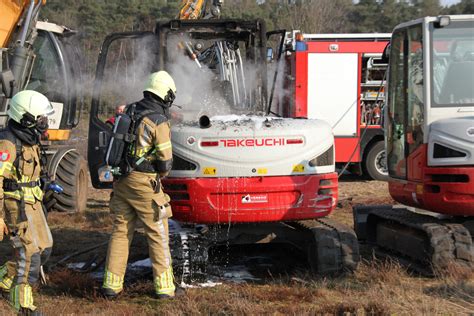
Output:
[{"xmin": 441, "ymin": 0, "xmax": 461, "ymax": 5}]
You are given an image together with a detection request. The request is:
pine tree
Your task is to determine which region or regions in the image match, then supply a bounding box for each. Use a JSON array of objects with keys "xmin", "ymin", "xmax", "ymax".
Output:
[{"xmin": 413, "ymin": 0, "xmax": 441, "ymax": 17}]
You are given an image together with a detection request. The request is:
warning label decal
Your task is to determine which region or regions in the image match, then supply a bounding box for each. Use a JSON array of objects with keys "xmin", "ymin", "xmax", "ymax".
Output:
[
  {"xmin": 241, "ymin": 194, "xmax": 268, "ymax": 204},
  {"xmin": 203, "ymin": 167, "xmax": 217, "ymax": 175},
  {"xmin": 292, "ymin": 164, "xmax": 305, "ymax": 173}
]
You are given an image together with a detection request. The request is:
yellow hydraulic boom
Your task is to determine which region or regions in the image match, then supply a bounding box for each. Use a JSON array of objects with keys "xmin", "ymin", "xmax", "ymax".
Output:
[
  {"xmin": 177, "ymin": 0, "xmax": 206, "ymax": 20},
  {"xmin": 177, "ymin": 0, "xmax": 223, "ymax": 20},
  {"xmin": 0, "ymin": 0, "xmax": 46, "ymax": 47}
]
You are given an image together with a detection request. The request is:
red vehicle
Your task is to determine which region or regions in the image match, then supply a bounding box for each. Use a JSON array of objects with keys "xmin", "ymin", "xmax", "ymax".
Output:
[{"xmin": 282, "ymin": 32, "xmax": 391, "ymax": 180}]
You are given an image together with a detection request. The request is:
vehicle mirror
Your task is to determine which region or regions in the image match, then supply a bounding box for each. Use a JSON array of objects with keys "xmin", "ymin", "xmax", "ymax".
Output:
[{"xmin": 266, "ymin": 47, "xmax": 274, "ymax": 62}]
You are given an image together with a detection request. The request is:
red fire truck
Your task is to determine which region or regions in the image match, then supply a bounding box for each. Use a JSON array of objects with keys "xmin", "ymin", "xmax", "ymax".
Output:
[{"xmin": 281, "ymin": 32, "xmax": 391, "ymax": 180}]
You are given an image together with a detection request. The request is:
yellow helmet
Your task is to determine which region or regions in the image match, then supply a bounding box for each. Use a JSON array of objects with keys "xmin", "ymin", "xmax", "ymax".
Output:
[
  {"xmin": 144, "ymin": 71, "xmax": 177, "ymax": 103},
  {"xmin": 8, "ymin": 90, "xmax": 54, "ymax": 127}
]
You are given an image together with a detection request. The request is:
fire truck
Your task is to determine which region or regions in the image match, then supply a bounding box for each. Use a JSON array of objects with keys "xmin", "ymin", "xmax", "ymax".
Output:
[{"xmin": 281, "ymin": 32, "xmax": 391, "ymax": 180}]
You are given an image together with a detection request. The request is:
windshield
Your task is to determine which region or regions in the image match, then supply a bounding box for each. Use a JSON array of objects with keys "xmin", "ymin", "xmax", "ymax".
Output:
[{"xmin": 431, "ymin": 20, "xmax": 474, "ymax": 107}]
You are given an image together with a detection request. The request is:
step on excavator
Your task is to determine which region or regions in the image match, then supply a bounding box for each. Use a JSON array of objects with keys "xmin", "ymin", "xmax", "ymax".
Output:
[
  {"xmin": 88, "ymin": 1, "xmax": 359, "ymax": 279},
  {"xmin": 354, "ymin": 15, "xmax": 474, "ymax": 272},
  {"xmin": 0, "ymin": 0, "xmax": 88, "ymax": 213}
]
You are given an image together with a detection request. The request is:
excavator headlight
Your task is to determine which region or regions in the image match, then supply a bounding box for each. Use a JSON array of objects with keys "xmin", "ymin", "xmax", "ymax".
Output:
[{"xmin": 309, "ymin": 146, "xmax": 334, "ymax": 167}]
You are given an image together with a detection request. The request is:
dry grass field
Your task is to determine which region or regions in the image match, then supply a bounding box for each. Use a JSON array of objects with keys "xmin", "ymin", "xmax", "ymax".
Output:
[{"xmin": 0, "ymin": 178, "xmax": 473, "ymax": 315}]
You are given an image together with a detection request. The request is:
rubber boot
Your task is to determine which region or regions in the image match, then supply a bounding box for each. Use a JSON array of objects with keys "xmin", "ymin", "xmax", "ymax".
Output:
[
  {"xmin": 18, "ymin": 308, "xmax": 43, "ymax": 316},
  {"xmin": 155, "ymin": 286, "xmax": 185, "ymax": 300},
  {"xmin": 101, "ymin": 287, "xmax": 121, "ymax": 300}
]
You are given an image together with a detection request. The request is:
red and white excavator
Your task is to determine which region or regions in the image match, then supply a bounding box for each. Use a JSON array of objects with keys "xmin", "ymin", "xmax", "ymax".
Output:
[
  {"xmin": 88, "ymin": 1, "xmax": 359, "ymax": 276},
  {"xmin": 354, "ymin": 15, "xmax": 474, "ymax": 271}
]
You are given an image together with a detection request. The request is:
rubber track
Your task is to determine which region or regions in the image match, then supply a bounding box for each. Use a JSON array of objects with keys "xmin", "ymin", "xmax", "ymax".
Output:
[
  {"xmin": 295, "ymin": 218, "xmax": 360, "ymax": 275},
  {"xmin": 169, "ymin": 231, "xmax": 209, "ymax": 283},
  {"xmin": 369, "ymin": 208, "xmax": 474, "ymax": 269}
]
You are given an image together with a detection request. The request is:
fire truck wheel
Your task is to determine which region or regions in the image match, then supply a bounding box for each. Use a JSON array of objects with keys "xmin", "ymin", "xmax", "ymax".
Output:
[
  {"xmin": 364, "ymin": 141, "xmax": 388, "ymax": 181},
  {"xmin": 46, "ymin": 151, "xmax": 88, "ymax": 213}
]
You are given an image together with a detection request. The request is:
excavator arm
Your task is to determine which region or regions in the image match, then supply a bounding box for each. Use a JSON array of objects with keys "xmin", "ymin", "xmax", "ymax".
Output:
[
  {"xmin": 177, "ymin": 0, "xmax": 223, "ymax": 20},
  {"xmin": 0, "ymin": 0, "xmax": 46, "ymax": 48}
]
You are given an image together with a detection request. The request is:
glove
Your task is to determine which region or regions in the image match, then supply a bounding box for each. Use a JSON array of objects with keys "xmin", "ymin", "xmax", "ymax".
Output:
[{"xmin": 0, "ymin": 218, "xmax": 8, "ymax": 241}]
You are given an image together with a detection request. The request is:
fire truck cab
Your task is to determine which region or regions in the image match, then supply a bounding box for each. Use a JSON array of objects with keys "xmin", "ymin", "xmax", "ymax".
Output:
[{"xmin": 282, "ymin": 32, "xmax": 391, "ymax": 180}]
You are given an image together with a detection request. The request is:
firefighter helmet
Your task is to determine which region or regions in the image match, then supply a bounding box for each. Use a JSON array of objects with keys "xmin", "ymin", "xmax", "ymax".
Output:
[
  {"xmin": 7, "ymin": 90, "xmax": 54, "ymax": 128},
  {"xmin": 144, "ymin": 71, "xmax": 177, "ymax": 104}
]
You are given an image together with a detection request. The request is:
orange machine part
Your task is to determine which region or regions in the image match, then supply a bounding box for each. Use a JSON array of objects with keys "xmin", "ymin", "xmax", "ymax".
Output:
[
  {"xmin": 0, "ymin": 0, "xmax": 47, "ymax": 47},
  {"xmin": 47, "ymin": 129, "xmax": 70, "ymax": 141}
]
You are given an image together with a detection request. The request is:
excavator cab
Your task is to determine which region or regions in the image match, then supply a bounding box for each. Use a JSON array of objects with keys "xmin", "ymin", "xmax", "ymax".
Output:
[
  {"xmin": 88, "ymin": 19, "xmax": 269, "ymax": 188},
  {"xmin": 0, "ymin": 22, "xmax": 82, "ymax": 136},
  {"xmin": 354, "ymin": 15, "xmax": 474, "ymax": 272}
]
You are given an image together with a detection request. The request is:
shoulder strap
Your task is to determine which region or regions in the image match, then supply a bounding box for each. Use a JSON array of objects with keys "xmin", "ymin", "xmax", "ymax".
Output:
[
  {"xmin": 132, "ymin": 110, "xmax": 161, "ymax": 133},
  {"xmin": 13, "ymin": 136, "xmax": 22, "ymax": 180}
]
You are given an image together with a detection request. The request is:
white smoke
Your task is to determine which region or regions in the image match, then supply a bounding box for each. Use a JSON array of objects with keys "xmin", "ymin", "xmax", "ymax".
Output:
[
  {"xmin": 167, "ymin": 34, "xmax": 231, "ymax": 120},
  {"xmin": 96, "ymin": 33, "xmax": 291, "ymax": 123},
  {"xmin": 99, "ymin": 36, "xmax": 159, "ymax": 118},
  {"xmin": 166, "ymin": 33, "xmax": 269, "ymax": 122}
]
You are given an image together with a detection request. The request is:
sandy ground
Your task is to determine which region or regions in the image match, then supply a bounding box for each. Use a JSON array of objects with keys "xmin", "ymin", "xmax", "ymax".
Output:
[{"xmin": 0, "ymin": 177, "xmax": 473, "ymax": 315}]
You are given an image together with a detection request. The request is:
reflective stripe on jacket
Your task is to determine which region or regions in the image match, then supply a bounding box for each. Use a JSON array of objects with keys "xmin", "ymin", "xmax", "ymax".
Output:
[
  {"xmin": 129, "ymin": 114, "xmax": 173, "ymax": 176},
  {"xmin": 0, "ymin": 139, "xmax": 43, "ymax": 210}
]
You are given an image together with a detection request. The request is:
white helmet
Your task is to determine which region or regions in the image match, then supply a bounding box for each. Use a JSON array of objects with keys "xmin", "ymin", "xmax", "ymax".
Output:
[
  {"xmin": 143, "ymin": 71, "xmax": 177, "ymax": 104},
  {"xmin": 8, "ymin": 90, "xmax": 54, "ymax": 128}
]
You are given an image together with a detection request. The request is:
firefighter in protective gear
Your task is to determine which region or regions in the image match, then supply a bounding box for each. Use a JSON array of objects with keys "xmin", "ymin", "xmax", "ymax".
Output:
[
  {"xmin": 102, "ymin": 71, "xmax": 181, "ymax": 299},
  {"xmin": 0, "ymin": 90, "xmax": 54, "ymax": 314}
]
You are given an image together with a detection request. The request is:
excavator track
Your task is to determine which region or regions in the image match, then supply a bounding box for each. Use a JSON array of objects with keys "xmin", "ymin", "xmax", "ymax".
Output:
[
  {"xmin": 170, "ymin": 218, "xmax": 360, "ymax": 282},
  {"xmin": 365, "ymin": 207, "xmax": 474, "ymax": 271},
  {"xmin": 170, "ymin": 228, "xmax": 209, "ymax": 283},
  {"xmin": 292, "ymin": 218, "xmax": 360, "ymax": 275}
]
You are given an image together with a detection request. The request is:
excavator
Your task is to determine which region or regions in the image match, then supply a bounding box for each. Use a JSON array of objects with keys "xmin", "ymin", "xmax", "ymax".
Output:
[
  {"xmin": 88, "ymin": 0, "xmax": 359, "ymax": 276},
  {"xmin": 354, "ymin": 15, "xmax": 474, "ymax": 272},
  {"xmin": 0, "ymin": 0, "xmax": 88, "ymax": 213}
]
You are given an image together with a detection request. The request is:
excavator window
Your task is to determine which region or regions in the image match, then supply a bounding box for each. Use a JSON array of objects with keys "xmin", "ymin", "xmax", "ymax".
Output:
[
  {"xmin": 431, "ymin": 20, "xmax": 474, "ymax": 106},
  {"xmin": 387, "ymin": 24, "xmax": 426, "ymax": 179},
  {"xmin": 26, "ymin": 31, "xmax": 65, "ymax": 104},
  {"xmin": 406, "ymin": 25, "xmax": 424, "ymax": 155},
  {"xmin": 386, "ymin": 30, "xmax": 407, "ymax": 179}
]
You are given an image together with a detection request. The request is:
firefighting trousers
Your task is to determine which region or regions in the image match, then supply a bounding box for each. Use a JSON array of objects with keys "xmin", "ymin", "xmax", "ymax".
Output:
[
  {"xmin": 103, "ymin": 171, "xmax": 175, "ymax": 295},
  {"xmin": 0, "ymin": 199, "xmax": 53, "ymax": 311}
]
